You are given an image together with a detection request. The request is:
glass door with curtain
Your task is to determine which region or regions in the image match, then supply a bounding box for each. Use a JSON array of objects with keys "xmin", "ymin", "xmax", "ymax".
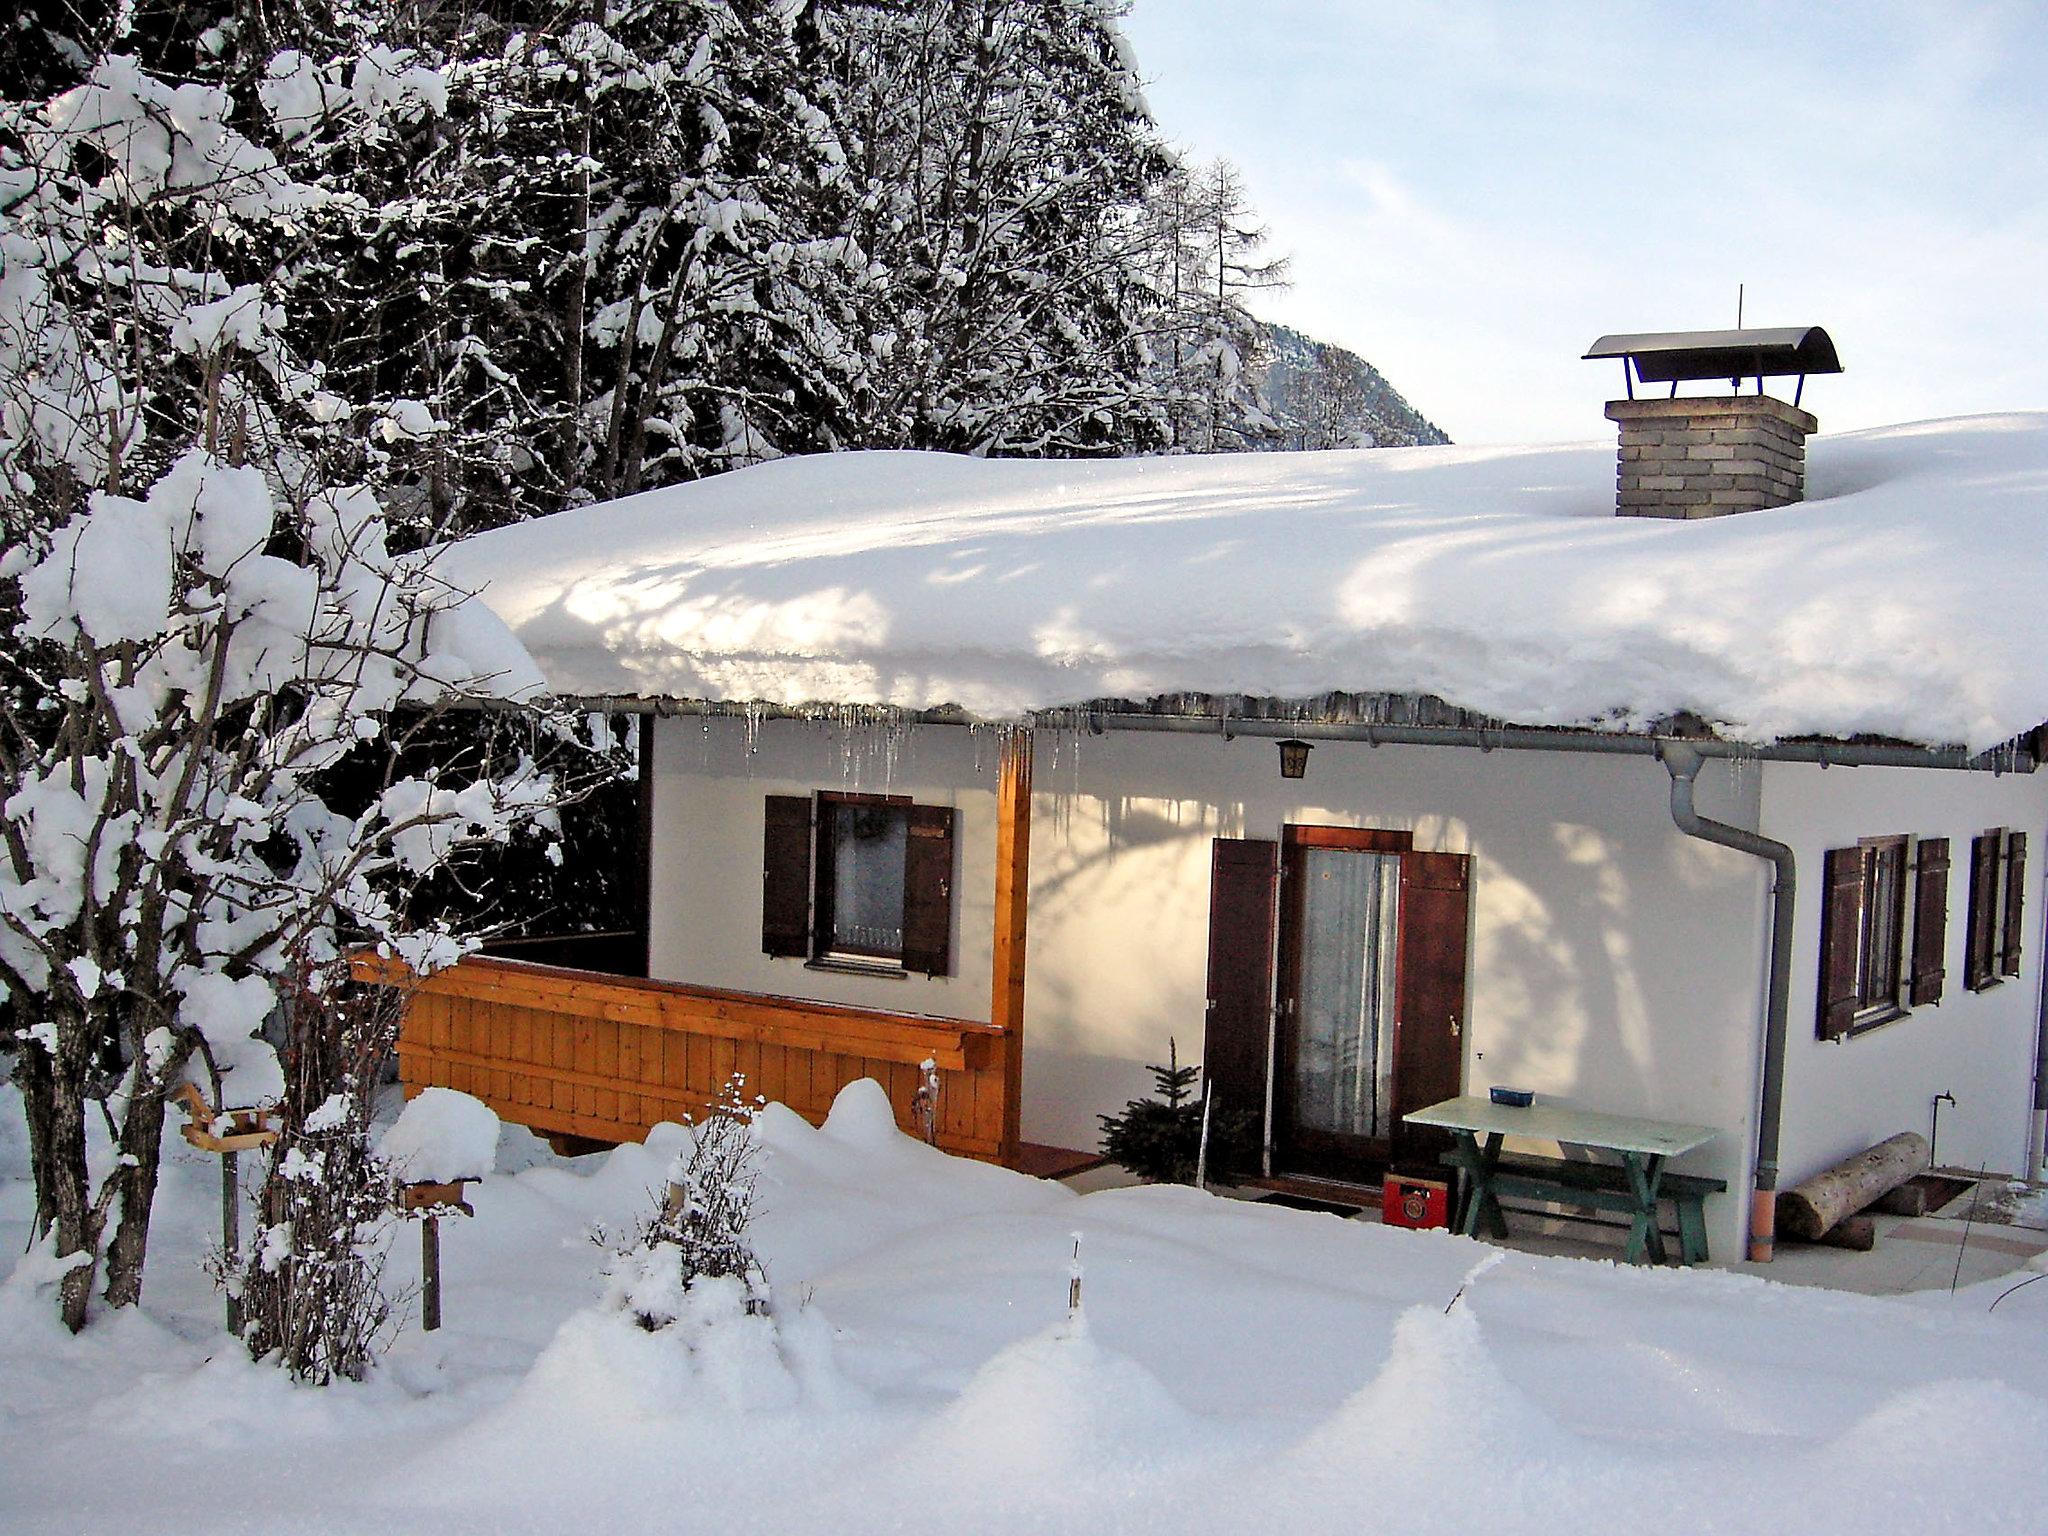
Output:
[{"xmin": 1275, "ymin": 828, "xmax": 1407, "ymax": 1181}]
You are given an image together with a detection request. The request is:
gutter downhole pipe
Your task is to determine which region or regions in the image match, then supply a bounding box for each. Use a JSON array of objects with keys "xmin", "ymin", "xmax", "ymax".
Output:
[{"xmin": 1659, "ymin": 741, "xmax": 1795, "ymax": 1263}]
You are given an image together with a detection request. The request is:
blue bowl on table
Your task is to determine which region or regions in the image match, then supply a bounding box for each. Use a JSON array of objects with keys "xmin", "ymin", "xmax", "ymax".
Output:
[{"xmin": 1488, "ymin": 1086, "xmax": 1534, "ymax": 1108}]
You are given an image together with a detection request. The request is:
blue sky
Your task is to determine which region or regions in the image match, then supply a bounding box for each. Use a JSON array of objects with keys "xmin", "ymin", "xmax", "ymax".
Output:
[{"xmin": 1121, "ymin": 1, "xmax": 2048, "ymax": 443}]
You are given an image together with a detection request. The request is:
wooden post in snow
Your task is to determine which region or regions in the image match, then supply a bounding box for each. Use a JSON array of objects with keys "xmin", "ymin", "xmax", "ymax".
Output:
[{"xmin": 992, "ymin": 729, "xmax": 1033, "ymax": 1166}]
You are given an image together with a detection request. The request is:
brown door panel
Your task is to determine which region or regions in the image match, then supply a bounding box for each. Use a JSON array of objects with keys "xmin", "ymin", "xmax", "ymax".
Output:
[{"xmin": 1392, "ymin": 850, "xmax": 1471, "ymax": 1172}]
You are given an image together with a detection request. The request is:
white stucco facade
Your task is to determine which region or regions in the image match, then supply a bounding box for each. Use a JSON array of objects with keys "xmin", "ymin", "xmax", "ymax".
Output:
[
  {"xmin": 647, "ymin": 719, "xmax": 1002, "ymax": 1022},
  {"xmin": 644, "ymin": 715, "xmax": 2048, "ymax": 1266},
  {"xmin": 1760, "ymin": 759, "xmax": 2048, "ymax": 1189}
]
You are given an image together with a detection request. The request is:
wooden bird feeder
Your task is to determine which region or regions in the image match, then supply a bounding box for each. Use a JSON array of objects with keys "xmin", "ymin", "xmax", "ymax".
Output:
[
  {"xmin": 399, "ymin": 1178, "xmax": 476, "ymax": 1332},
  {"xmin": 172, "ymin": 1081, "xmax": 282, "ymax": 1334},
  {"xmin": 173, "ymin": 1081, "xmax": 281, "ymax": 1154}
]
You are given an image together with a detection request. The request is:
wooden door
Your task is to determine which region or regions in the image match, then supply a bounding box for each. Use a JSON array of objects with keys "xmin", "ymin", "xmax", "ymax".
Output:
[
  {"xmin": 1274, "ymin": 829, "xmax": 1408, "ymax": 1181},
  {"xmin": 1201, "ymin": 838, "xmax": 1278, "ymax": 1177},
  {"xmin": 1269, "ymin": 832, "xmax": 1469, "ymax": 1184},
  {"xmin": 1390, "ymin": 851, "xmax": 1470, "ymax": 1173}
]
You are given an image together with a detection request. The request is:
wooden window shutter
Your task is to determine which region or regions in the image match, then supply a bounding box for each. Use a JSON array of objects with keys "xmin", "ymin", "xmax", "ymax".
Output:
[
  {"xmin": 900, "ymin": 803, "xmax": 956, "ymax": 976},
  {"xmin": 1908, "ymin": 837, "xmax": 1949, "ymax": 1006},
  {"xmin": 2002, "ymin": 831, "xmax": 2027, "ymax": 977},
  {"xmin": 1966, "ymin": 831, "xmax": 2000, "ymax": 990},
  {"xmin": 1202, "ymin": 838, "xmax": 1278, "ymax": 1176},
  {"xmin": 761, "ymin": 795, "xmax": 813, "ymax": 958},
  {"xmin": 1393, "ymin": 851, "xmax": 1472, "ymax": 1171},
  {"xmin": 1816, "ymin": 846, "xmax": 1863, "ymax": 1040}
]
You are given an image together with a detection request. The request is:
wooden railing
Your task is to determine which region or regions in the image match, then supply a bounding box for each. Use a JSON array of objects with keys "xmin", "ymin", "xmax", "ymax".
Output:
[{"xmin": 354, "ymin": 954, "xmax": 1014, "ymax": 1162}]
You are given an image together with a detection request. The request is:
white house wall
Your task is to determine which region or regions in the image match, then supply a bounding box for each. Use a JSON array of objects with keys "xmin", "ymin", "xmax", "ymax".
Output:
[
  {"xmin": 1760, "ymin": 760, "xmax": 2048, "ymax": 1188},
  {"xmin": 647, "ymin": 717, "xmax": 1000, "ymax": 1021},
  {"xmin": 649, "ymin": 716, "xmax": 1796, "ymax": 1264},
  {"xmin": 1021, "ymin": 731, "xmax": 1770, "ymax": 1263}
]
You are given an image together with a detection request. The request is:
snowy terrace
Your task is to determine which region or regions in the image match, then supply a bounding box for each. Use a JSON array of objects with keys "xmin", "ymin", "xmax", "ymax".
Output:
[{"xmin": 440, "ymin": 412, "xmax": 2048, "ymax": 754}]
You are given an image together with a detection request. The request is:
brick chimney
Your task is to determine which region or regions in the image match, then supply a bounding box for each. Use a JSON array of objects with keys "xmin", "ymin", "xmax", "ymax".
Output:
[
  {"xmin": 1605, "ymin": 395, "xmax": 1815, "ymax": 519},
  {"xmin": 1583, "ymin": 327, "xmax": 1840, "ymax": 519}
]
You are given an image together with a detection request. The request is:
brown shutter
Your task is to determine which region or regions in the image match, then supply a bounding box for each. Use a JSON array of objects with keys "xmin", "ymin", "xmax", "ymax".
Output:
[
  {"xmin": 1816, "ymin": 846, "xmax": 1863, "ymax": 1039},
  {"xmin": 2002, "ymin": 831, "xmax": 2027, "ymax": 977},
  {"xmin": 1966, "ymin": 831, "xmax": 2000, "ymax": 989},
  {"xmin": 761, "ymin": 795, "xmax": 813, "ymax": 958},
  {"xmin": 901, "ymin": 803, "xmax": 956, "ymax": 976},
  {"xmin": 1908, "ymin": 837, "xmax": 1949, "ymax": 1007},
  {"xmin": 1392, "ymin": 851, "xmax": 1471, "ymax": 1170},
  {"xmin": 1202, "ymin": 838, "xmax": 1278, "ymax": 1176}
]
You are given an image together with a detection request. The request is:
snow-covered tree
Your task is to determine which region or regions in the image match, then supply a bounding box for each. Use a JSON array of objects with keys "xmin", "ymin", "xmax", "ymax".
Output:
[
  {"xmin": 0, "ymin": 51, "xmax": 580, "ymax": 1333},
  {"xmin": 1137, "ymin": 157, "xmax": 1289, "ymax": 453},
  {"xmin": 815, "ymin": 0, "xmax": 1170, "ymax": 456}
]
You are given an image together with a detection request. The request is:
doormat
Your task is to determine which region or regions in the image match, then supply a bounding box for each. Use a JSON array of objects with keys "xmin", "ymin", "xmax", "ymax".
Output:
[{"xmin": 1255, "ymin": 1191, "xmax": 1372, "ymax": 1217}]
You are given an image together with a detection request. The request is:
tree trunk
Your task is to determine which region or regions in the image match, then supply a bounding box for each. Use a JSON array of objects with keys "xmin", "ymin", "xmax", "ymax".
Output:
[
  {"xmin": 1811, "ymin": 1214, "xmax": 1877, "ymax": 1251},
  {"xmin": 1775, "ymin": 1132, "xmax": 1927, "ymax": 1239},
  {"xmin": 10, "ymin": 1044, "xmax": 56, "ymax": 1242},
  {"xmin": 101, "ymin": 1084, "xmax": 169, "ymax": 1310},
  {"xmin": 42, "ymin": 1055, "xmax": 102, "ymax": 1333},
  {"xmin": 557, "ymin": 112, "xmax": 592, "ymax": 494}
]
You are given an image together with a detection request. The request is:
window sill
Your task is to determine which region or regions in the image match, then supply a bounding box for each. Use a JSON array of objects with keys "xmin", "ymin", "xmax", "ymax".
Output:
[
  {"xmin": 1844, "ymin": 1004, "xmax": 1909, "ymax": 1039},
  {"xmin": 805, "ymin": 956, "xmax": 909, "ymax": 980}
]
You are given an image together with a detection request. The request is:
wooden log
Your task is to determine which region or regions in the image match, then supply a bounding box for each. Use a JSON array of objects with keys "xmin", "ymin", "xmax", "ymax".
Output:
[
  {"xmin": 1811, "ymin": 1214, "xmax": 1876, "ymax": 1251},
  {"xmin": 1867, "ymin": 1182, "xmax": 1927, "ymax": 1218},
  {"xmin": 1776, "ymin": 1132, "xmax": 1928, "ymax": 1240}
]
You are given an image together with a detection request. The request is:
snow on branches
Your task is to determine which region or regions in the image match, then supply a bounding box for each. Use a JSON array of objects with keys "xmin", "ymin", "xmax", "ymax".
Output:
[{"xmin": 0, "ymin": 47, "xmax": 580, "ymax": 1335}]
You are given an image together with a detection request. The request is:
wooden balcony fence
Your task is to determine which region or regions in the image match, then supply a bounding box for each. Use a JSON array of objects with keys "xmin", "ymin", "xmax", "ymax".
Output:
[{"xmin": 353, "ymin": 954, "xmax": 1015, "ymax": 1163}]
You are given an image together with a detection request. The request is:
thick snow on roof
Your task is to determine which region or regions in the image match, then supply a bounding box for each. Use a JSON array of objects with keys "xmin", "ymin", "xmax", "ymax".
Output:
[{"xmin": 440, "ymin": 413, "xmax": 2048, "ymax": 751}]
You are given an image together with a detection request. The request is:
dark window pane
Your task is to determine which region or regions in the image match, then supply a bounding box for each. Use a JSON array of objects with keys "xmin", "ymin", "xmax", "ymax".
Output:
[
  {"xmin": 1854, "ymin": 838, "xmax": 1908, "ymax": 1023},
  {"xmin": 825, "ymin": 801, "xmax": 907, "ymax": 958}
]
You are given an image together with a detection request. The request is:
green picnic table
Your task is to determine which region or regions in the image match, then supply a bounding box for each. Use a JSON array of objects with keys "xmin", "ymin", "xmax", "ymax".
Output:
[{"xmin": 1404, "ymin": 1095, "xmax": 1722, "ymax": 1265}]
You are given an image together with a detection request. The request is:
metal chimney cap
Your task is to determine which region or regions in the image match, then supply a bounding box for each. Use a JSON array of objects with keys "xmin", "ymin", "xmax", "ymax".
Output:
[{"xmin": 1583, "ymin": 326, "xmax": 1842, "ymax": 385}]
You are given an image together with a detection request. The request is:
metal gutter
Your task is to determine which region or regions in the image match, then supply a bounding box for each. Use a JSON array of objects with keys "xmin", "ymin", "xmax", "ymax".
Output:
[
  {"xmin": 570, "ymin": 696, "xmax": 2033, "ymax": 774},
  {"xmin": 1658, "ymin": 741, "xmax": 1794, "ymax": 1263}
]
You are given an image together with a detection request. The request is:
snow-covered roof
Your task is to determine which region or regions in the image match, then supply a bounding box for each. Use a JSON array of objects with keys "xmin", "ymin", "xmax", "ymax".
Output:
[{"xmin": 439, "ymin": 413, "xmax": 2048, "ymax": 752}]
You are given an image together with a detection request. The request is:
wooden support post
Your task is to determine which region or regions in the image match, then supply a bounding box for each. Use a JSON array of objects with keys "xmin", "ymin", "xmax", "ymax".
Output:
[
  {"xmin": 635, "ymin": 713, "xmax": 656, "ymax": 979},
  {"xmin": 421, "ymin": 1215, "xmax": 442, "ymax": 1332},
  {"xmin": 992, "ymin": 729, "xmax": 1033, "ymax": 1166},
  {"xmin": 222, "ymin": 1150, "xmax": 241, "ymax": 1336}
]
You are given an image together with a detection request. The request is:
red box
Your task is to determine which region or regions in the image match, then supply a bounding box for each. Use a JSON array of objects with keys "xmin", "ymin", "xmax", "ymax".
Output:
[{"xmin": 1382, "ymin": 1174, "xmax": 1451, "ymax": 1230}]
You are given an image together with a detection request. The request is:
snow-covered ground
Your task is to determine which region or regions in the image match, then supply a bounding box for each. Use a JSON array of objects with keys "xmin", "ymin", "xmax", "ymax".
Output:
[{"xmin": 5, "ymin": 1079, "xmax": 2047, "ymax": 1536}]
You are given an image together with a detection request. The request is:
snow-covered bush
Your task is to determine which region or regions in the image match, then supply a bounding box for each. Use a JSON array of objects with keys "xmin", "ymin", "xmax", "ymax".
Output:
[
  {"xmin": 226, "ymin": 963, "xmax": 403, "ymax": 1384},
  {"xmin": 610, "ymin": 1076, "xmax": 766, "ymax": 1330}
]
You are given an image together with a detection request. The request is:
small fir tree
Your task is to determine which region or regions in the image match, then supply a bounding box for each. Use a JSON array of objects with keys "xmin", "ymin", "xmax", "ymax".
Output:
[{"xmin": 1098, "ymin": 1039, "xmax": 1204, "ymax": 1184}]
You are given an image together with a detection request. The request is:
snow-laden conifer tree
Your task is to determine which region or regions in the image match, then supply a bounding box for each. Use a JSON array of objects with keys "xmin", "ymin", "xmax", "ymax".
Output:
[
  {"xmin": 567, "ymin": 0, "xmax": 866, "ymax": 495},
  {"xmin": 1137, "ymin": 157, "xmax": 1289, "ymax": 453},
  {"xmin": 814, "ymin": 0, "xmax": 1170, "ymax": 456},
  {"xmin": 0, "ymin": 49, "xmax": 580, "ymax": 1333}
]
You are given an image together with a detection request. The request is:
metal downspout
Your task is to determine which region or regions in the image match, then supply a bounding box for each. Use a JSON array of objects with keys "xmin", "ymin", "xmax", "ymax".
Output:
[
  {"xmin": 1659, "ymin": 741, "xmax": 1795, "ymax": 1262},
  {"xmin": 2031, "ymin": 879, "xmax": 2048, "ymax": 1178}
]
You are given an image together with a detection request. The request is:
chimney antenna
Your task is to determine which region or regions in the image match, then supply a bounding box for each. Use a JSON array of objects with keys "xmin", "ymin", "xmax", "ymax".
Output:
[{"xmin": 1733, "ymin": 284, "xmax": 1745, "ymax": 391}]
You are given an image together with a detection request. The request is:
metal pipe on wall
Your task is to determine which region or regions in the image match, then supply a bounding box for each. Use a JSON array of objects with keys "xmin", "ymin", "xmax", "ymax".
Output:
[{"xmin": 1658, "ymin": 741, "xmax": 1795, "ymax": 1262}]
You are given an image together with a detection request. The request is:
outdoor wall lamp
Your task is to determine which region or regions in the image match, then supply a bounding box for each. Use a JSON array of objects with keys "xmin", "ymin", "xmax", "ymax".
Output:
[{"xmin": 1277, "ymin": 738, "xmax": 1313, "ymax": 780}]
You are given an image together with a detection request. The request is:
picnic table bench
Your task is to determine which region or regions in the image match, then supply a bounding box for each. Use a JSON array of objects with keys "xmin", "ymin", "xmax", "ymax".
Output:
[{"xmin": 1404, "ymin": 1096, "xmax": 1725, "ymax": 1265}]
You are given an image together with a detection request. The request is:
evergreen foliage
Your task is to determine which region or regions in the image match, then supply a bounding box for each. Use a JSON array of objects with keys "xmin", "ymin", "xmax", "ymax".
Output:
[{"xmin": 1098, "ymin": 1039, "xmax": 1205, "ymax": 1183}]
